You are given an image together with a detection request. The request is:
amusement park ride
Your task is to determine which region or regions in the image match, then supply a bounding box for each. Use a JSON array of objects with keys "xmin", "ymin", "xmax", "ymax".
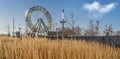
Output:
[
  {"xmin": 25, "ymin": 5, "xmax": 80, "ymax": 38},
  {"xmin": 25, "ymin": 6, "xmax": 52, "ymax": 37}
]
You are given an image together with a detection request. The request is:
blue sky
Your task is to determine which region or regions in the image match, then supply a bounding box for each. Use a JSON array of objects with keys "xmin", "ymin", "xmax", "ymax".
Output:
[{"xmin": 0, "ymin": 0, "xmax": 120, "ymax": 35}]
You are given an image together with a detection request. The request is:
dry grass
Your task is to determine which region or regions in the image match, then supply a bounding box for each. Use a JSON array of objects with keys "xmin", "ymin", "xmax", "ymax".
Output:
[{"xmin": 0, "ymin": 36, "xmax": 120, "ymax": 59}]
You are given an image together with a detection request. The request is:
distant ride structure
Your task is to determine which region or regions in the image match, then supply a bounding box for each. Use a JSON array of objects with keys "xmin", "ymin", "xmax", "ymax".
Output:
[{"xmin": 25, "ymin": 5, "xmax": 52, "ymax": 37}]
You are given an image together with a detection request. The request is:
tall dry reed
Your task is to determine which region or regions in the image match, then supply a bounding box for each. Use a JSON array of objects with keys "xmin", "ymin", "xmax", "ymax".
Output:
[{"xmin": 0, "ymin": 36, "xmax": 120, "ymax": 59}]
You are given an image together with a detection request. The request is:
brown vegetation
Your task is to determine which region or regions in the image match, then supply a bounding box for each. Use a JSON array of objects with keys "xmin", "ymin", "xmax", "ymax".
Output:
[{"xmin": 0, "ymin": 36, "xmax": 120, "ymax": 59}]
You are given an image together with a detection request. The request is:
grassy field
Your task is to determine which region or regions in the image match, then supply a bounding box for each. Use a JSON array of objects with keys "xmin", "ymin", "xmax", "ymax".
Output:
[{"xmin": 0, "ymin": 36, "xmax": 120, "ymax": 59}]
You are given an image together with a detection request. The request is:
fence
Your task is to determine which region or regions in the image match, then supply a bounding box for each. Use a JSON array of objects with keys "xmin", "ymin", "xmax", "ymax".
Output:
[{"xmin": 48, "ymin": 36, "xmax": 120, "ymax": 47}]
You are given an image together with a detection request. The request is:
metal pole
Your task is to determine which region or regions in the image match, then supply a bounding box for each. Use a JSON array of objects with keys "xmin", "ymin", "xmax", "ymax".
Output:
[
  {"xmin": 19, "ymin": 23, "xmax": 22, "ymax": 38},
  {"xmin": 13, "ymin": 18, "xmax": 15, "ymax": 37},
  {"xmin": 8, "ymin": 23, "xmax": 10, "ymax": 37},
  {"xmin": 60, "ymin": 9, "xmax": 66, "ymax": 39}
]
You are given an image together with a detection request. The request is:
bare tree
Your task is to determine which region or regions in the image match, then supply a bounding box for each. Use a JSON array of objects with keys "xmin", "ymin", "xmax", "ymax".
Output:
[
  {"xmin": 89, "ymin": 20, "xmax": 94, "ymax": 36},
  {"xmin": 104, "ymin": 24, "xmax": 114, "ymax": 36},
  {"xmin": 85, "ymin": 20, "xmax": 100, "ymax": 36},
  {"xmin": 68, "ymin": 13, "xmax": 78, "ymax": 29},
  {"xmin": 95, "ymin": 20, "xmax": 100, "ymax": 35},
  {"xmin": 67, "ymin": 13, "xmax": 81, "ymax": 35}
]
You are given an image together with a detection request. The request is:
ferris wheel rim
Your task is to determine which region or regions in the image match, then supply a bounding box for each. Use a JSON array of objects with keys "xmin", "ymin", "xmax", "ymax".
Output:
[{"xmin": 25, "ymin": 5, "xmax": 52, "ymax": 30}]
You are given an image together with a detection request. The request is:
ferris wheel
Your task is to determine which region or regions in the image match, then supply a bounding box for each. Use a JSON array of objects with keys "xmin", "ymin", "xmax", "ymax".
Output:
[{"xmin": 25, "ymin": 5, "xmax": 52, "ymax": 37}]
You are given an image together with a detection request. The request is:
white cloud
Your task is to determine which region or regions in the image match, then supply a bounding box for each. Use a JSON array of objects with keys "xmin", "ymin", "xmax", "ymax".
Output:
[
  {"xmin": 83, "ymin": 1, "xmax": 100, "ymax": 12},
  {"xmin": 99, "ymin": 3, "xmax": 116, "ymax": 14},
  {"xmin": 83, "ymin": 1, "xmax": 116, "ymax": 15}
]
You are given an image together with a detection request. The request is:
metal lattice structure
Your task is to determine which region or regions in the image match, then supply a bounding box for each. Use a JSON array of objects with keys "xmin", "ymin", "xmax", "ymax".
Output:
[{"xmin": 25, "ymin": 5, "xmax": 52, "ymax": 37}]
